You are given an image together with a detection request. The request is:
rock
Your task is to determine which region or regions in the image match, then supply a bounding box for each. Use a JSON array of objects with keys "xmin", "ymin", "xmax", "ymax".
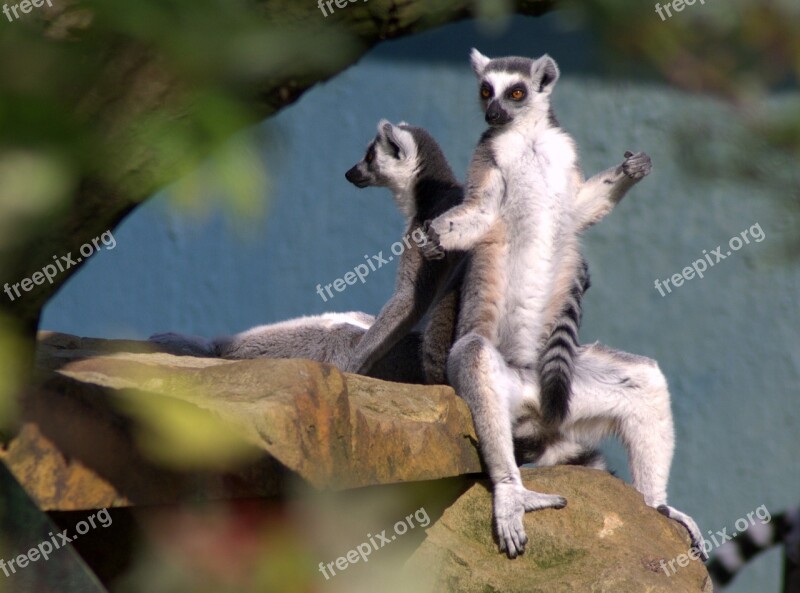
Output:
[
  {"xmin": 1, "ymin": 332, "xmax": 480, "ymax": 511},
  {"xmin": 406, "ymin": 466, "xmax": 712, "ymax": 593},
  {"xmin": 2, "ymin": 334, "xmax": 713, "ymax": 591}
]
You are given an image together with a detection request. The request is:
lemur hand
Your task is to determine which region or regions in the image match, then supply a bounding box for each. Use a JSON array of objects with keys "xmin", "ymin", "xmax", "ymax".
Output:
[
  {"xmin": 621, "ymin": 151, "xmax": 652, "ymax": 180},
  {"xmin": 494, "ymin": 482, "xmax": 567, "ymax": 559},
  {"xmin": 420, "ymin": 220, "xmax": 446, "ymax": 260}
]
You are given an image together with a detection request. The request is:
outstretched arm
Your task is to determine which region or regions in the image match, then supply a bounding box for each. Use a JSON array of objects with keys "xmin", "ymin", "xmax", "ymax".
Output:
[{"xmin": 575, "ymin": 151, "xmax": 652, "ymax": 231}]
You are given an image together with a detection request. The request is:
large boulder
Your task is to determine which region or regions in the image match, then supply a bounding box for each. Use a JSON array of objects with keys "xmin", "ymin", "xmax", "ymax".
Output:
[
  {"xmin": 406, "ymin": 465, "xmax": 712, "ymax": 593},
  {"xmin": 2, "ymin": 333, "xmax": 712, "ymax": 592},
  {"xmin": 1, "ymin": 332, "xmax": 480, "ymax": 510}
]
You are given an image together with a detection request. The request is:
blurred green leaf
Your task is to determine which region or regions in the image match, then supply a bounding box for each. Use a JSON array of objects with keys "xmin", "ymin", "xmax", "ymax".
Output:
[
  {"xmin": 113, "ymin": 388, "xmax": 260, "ymax": 470},
  {"xmin": 0, "ymin": 150, "xmax": 73, "ymax": 251},
  {"xmin": 0, "ymin": 315, "xmax": 29, "ymax": 432}
]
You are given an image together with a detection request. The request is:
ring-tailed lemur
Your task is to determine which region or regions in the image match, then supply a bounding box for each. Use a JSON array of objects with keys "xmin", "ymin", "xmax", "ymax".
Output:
[
  {"xmin": 149, "ymin": 117, "xmax": 665, "ymax": 492},
  {"xmin": 339, "ymin": 120, "xmax": 670, "ymax": 481},
  {"xmin": 149, "ymin": 120, "xmax": 466, "ymax": 386},
  {"xmin": 150, "ymin": 311, "xmax": 427, "ymax": 383},
  {"xmin": 342, "ymin": 120, "xmax": 465, "ymax": 383},
  {"xmin": 151, "ymin": 119, "xmax": 646, "ymax": 390},
  {"xmin": 419, "ymin": 49, "xmax": 703, "ymax": 559},
  {"xmin": 708, "ymin": 505, "xmax": 800, "ymax": 590}
]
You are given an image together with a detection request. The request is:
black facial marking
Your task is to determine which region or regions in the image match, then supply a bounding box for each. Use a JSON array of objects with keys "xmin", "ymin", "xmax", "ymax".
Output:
[
  {"xmin": 479, "ymin": 81, "xmax": 494, "ymax": 100},
  {"xmin": 485, "ymin": 100, "xmax": 511, "ymax": 126},
  {"xmin": 345, "ymin": 163, "xmax": 370, "ymax": 187}
]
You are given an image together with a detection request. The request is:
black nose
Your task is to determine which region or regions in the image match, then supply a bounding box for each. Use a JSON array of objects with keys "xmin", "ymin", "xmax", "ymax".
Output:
[
  {"xmin": 485, "ymin": 111, "xmax": 500, "ymax": 123},
  {"xmin": 345, "ymin": 165, "xmax": 370, "ymax": 188},
  {"xmin": 485, "ymin": 102, "xmax": 509, "ymax": 126}
]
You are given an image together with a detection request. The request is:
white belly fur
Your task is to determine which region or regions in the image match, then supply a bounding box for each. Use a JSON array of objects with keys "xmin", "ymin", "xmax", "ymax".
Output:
[{"xmin": 492, "ymin": 128, "xmax": 579, "ymax": 367}]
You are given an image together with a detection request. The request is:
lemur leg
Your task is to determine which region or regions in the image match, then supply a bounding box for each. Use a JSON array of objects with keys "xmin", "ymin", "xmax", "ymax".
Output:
[
  {"xmin": 421, "ymin": 286, "xmax": 459, "ymax": 384},
  {"xmin": 216, "ymin": 317, "xmax": 368, "ymax": 369},
  {"xmin": 150, "ymin": 313, "xmax": 374, "ymax": 367},
  {"xmin": 563, "ymin": 342, "xmax": 705, "ymax": 558},
  {"xmin": 448, "ymin": 333, "xmax": 566, "ymax": 559}
]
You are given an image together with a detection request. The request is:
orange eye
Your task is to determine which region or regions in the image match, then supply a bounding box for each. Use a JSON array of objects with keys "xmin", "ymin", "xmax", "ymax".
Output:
[
  {"xmin": 510, "ymin": 89, "xmax": 525, "ymax": 101},
  {"xmin": 480, "ymin": 86, "xmax": 491, "ymax": 99}
]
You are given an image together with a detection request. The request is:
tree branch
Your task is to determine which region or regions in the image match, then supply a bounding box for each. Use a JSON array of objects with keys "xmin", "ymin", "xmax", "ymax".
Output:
[{"xmin": 0, "ymin": 0, "xmax": 552, "ymax": 330}]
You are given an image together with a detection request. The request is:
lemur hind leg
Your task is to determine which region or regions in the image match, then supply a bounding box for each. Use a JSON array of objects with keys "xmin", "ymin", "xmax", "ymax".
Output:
[
  {"xmin": 448, "ymin": 332, "xmax": 566, "ymax": 559},
  {"xmin": 564, "ymin": 342, "xmax": 706, "ymax": 559},
  {"xmin": 421, "ymin": 286, "xmax": 460, "ymax": 384}
]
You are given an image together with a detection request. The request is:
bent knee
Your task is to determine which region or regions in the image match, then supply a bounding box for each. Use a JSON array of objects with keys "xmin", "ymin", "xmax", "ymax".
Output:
[
  {"xmin": 448, "ymin": 333, "xmax": 490, "ymax": 369},
  {"xmin": 446, "ymin": 333, "xmax": 494, "ymax": 389}
]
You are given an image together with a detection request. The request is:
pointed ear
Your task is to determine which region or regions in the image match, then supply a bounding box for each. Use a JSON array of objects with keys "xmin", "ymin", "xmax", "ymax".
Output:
[
  {"xmin": 470, "ymin": 48, "xmax": 490, "ymax": 76},
  {"xmin": 531, "ymin": 54, "xmax": 560, "ymax": 92},
  {"xmin": 378, "ymin": 119, "xmax": 414, "ymax": 159},
  {"xmin": 377, "ymin": 118, "xmax": 393, "ymax": 136}
]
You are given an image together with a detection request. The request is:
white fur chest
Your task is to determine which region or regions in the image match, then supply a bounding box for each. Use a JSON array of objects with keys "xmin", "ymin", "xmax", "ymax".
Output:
[
  {"xmin": 492, "ymin": 127, "xmax": 576, "ymax": 203},
  {"xmin": 489, "ymin": 127, "xmax": 579, "ymax": 364}
]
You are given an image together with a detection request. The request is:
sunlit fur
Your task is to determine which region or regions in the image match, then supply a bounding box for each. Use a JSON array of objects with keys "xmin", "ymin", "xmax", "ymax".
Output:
[
  {"xmin": 420, "ymin": 49, "xmax": 703, "ymax": 558},
  {"xmin": 151, "ymin": 120, "xmax": 466, "ymax": 385}
]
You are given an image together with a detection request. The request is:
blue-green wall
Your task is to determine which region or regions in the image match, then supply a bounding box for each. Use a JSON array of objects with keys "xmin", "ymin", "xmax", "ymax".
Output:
[{"xmin": 41, "ymin": 13, "xmax": 799, "ymax": 592}]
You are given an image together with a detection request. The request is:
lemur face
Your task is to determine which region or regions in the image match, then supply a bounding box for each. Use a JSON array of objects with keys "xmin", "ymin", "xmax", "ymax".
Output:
[
  {"xmin": 470, "ymin": 49, "xmax": 560, "ymax": 128},
  {"xmin": 345, "ymin": 120, "xmax": 419, "ymax": 190}
]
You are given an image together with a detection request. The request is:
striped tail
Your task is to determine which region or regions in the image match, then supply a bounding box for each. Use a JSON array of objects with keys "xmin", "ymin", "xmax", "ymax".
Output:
[
  {"xmin": 538, "ymin": 258, "xmax": 590, "ymax": 426},
  {"xmin": 708, "ymin": 506, "xmax": 800, "ymax": 589}
]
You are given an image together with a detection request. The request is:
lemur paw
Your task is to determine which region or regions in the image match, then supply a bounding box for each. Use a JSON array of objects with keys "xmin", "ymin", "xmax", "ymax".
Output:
[
  {"xmin": 621, "ymin": 151, "xmax": 652, "ymax": 180},
  {"xmin": 493, "ymin": 483, "xmax": 566, "ymax": 559},
  {"xmin": 420, "ymin": 220, "xmax": 446, "ymax": 260},
  {"xmin": 657, "ymin": 505, "xmax": 708, "ymax": 562},
  {"xmin": 149, "ymin": 332, "xmax": 214, "ymax": 357}
]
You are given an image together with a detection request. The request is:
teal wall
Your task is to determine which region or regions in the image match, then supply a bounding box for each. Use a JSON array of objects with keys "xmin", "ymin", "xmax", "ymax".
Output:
[{"xmin": 41, "ymin": 13, "xmax": 799, "ymax": 592}]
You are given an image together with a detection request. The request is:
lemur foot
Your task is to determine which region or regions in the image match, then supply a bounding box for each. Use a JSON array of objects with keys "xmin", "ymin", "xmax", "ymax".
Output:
[
  {"xmin": 149, "ymin": 332, "xmax": 216, "ymax": 357},
  {"xmin": 420, "ymin": 220, "xmax": 446, "ymax": 260},
  {"xmin": 657, "ymin": 504, "xmax": 708, "ymax": 562},
  {"xmin": 621, "ymin": 151, "xmax": 652, "ymax": 180},
  {"xmin": 493, "ymin": 482, "xmax": 567, "ymax": 559}
]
